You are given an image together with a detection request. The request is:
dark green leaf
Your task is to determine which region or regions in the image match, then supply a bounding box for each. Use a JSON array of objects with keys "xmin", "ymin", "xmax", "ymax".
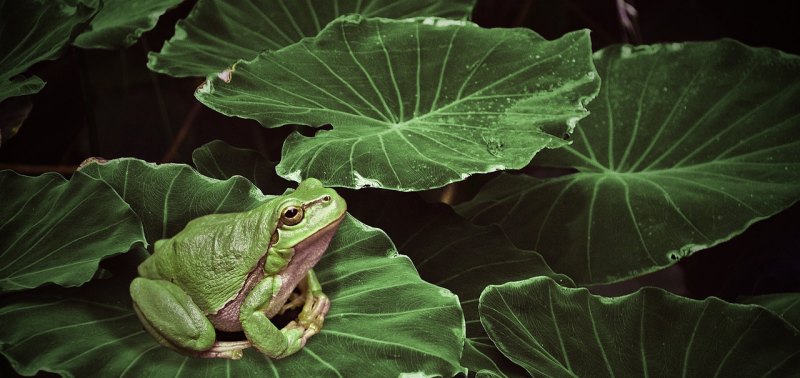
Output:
[
  {"xmin": 191, "ymin": 139, "xmax": 289, "ymax": 194},
  {"xmin": 197, "ymin": 16, "xmax": 599, "ymax": 191},
  {"xmin": 461, "ymin": 339, "xmax": 526, "ymax": 378},
  {"xmin": 79, "ymin": 158, "xmax": 268, "ymax": 243},
  {"xmin": 0, "ymin": 215, "xmax": 464, "ymax": 377},
  {"xmin": 480, "ymin": 277, "xmax": 800, "ymax": 377},
  {"xmin": 148, "ymin": 0, "xmax": 477, "ymax": 77},
  {"xmin": 0, "ymin": 170, "xmax": 144, "ymax": 292},
  {"xmin": 740, "ymin": 293, "xmax": 800, "ymax": 332},
  {"xmin": 0, "ymin": 0, "xmax": 95, "ymax": 101},
  {"xmin": 73, "ymin": 0, "xmax": 183, "ymax": 49},
  {"xmin": 458, "ymin": 40, "xmax": 800, "ymax": 284},
  {"xmin": 349, "ymin": 191, "xmax": 569, "ymax": 377},
  {"xmin": 0, "ymin": 98, "xmax": 32, "ymax": 148}
]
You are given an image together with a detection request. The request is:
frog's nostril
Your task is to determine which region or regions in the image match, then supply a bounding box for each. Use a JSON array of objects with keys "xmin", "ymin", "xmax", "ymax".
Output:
[{"xmin": 322, "ymin": 195, "xmax": 331, "ymax": 202}]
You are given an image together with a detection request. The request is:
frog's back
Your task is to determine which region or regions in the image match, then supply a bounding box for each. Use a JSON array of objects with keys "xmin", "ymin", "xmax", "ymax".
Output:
[{"xmin": 138, "ymin": 208, "xmax": 274, "ymax": 313}]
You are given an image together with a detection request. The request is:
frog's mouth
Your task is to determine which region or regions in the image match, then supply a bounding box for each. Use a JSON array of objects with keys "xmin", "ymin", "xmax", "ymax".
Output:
[{"xmin": 208, "ymin": 213, "xmax": 346, "ymax": 331}]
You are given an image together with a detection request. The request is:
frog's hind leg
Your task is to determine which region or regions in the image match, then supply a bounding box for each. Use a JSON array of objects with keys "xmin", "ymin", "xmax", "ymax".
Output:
[{"xmin": 130, "ymin": 278, "xmax": 246, "ymax": 359}]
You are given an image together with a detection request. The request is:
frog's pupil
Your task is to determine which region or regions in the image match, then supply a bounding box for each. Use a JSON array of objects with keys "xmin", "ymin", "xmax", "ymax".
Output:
[{"xmin": 285, "ymin": 208, "xmax": 298, "ymax": 218}]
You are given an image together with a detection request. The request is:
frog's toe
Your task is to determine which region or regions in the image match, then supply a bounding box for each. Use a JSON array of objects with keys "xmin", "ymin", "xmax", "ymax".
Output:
[{"xmin": 299, "ymin": 294, "xmax": 330, "ymax": 332}]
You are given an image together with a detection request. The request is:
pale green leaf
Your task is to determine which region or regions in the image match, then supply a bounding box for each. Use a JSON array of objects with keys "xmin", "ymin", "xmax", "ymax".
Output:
[
  {"xmin": 197, "ymin": 16, "xmax": 599, "ymax": 191},
  {"xmin": 0, "ymin": 170, "xmax": 144, "ymax": 292},
  {"xmin": 458, "ymin": 40, "xmax": 800, "ymax": 284},
  {"xmin": 148, "ymin": 0, "xmax": 476, "ymax": 77},
  {"xmin": 480, "ymin": 277, "xmax": 800, "ymax": 377}
]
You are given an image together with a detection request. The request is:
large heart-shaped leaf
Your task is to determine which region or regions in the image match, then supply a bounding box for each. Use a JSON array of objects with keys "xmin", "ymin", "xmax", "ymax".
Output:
[
  {"xmin": 73, "ymin": 0, "xmax": 183, "ymax": 49},
  {"xmin": 78, "ymin": 158, "xmax": 268, "ymax": 242},
  {"xmin": 0, "ymin": 170, "xmax": 144, "ymax": 292},
  {"xmin": 197, "ymin": 16, "xmax": 599, "ymax": 191},
  {"xmin": 0, "ymin": 215, "xmax": 464, "ymax": 377},
  {"xmin": 458, "ymin": 40, "xmax": 800, "ymax": 284},
  {"xmin": 480, "ymin": 277, "xmax": 800, "ymax": 377},
  {"xmin": 148, "ymin": 0, "xmax": 477, "ymax": 77},
  {"xmin": 0, "ymin": 0, "xmax": 95, "ymax": 102}
]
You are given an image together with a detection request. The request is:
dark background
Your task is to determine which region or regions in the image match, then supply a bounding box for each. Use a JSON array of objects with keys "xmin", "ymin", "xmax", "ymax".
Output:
[{"xmin": 1, "ymin": 0, "xmax": 798, "ymax": 333}]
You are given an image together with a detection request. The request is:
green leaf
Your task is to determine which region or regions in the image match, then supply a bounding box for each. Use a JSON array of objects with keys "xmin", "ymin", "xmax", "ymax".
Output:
[
  {"xmin": 197, "ymin": 16, "xmax": 599, "ymax": 191},
  {"xmin": 348, "ymin": 192, "xmax": 570, "ymax": 377},
  {"xmin": 73, "ymin": 0, "xmax": 183, "ymax": 49},
  {"xmin": 461, "ymin": 339, "xmax": 526, "ymax": 378},
  {"xmin": 0, "ymin": 0, "xmax": 95, "ymax": 102},
  {"xmin": 0, "ymin": 216, "xmax": 465, "ymax": 377},
  {"xmin": 458, "ymin": 40, "xmax": 800, "ymax": 284},
  {"xmin": 78, "ymin": 158, "xmax": 268, "ymax": 243},
  {"xmin": 739, "ymin": 293, "xmax": 800, "ymax": 332},
  {"xmin": 0, "ymin": 170, "xmax": 144, "ymax": 292},
  {"xmin": 480, "ymin": 277, "xmax": 800, "ymax": 377},
  {"xmin": 148, "ymin": 0, "xmax": 477, "ymax": 77},
  {"xmin": 191, "ymin": 139, "xmax": 290, "ymax": 193}
]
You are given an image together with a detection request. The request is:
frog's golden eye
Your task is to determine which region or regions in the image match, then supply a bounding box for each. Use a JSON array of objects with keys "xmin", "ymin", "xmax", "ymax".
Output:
[{"xmin": 281, "ymin": 206, "xmax": 304, "ymax": 226}]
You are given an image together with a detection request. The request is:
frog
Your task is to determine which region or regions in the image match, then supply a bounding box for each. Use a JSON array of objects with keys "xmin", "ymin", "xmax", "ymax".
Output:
[{"xmin": 129, "ymin": 178, "xmax": 346, "ymax": 360}]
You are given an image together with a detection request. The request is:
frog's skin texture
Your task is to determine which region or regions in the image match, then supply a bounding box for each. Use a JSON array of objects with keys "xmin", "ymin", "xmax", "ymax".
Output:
[{"xmin": 130, "ymin": 178, "xmax": 346, "ymax": 359}]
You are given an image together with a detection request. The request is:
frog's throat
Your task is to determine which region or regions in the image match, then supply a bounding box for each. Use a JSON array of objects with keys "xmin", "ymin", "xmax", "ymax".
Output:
[
  {"xmin": 265, "ymin": 213, "xmax": 345, "ymax": 318},
  {"xmin": 207, "ymin": 213, "xmax": 345, "ymax": 331}
]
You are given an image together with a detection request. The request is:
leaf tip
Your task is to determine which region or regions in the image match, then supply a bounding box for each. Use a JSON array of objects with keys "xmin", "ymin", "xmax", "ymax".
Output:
[{"xmin": 281, "ymin": 169, "xmax": 303, "ymax": 183}]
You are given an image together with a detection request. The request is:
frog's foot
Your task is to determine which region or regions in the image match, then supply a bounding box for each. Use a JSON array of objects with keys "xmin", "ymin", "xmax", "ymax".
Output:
[
  {"xmin": 297, "ymin": 293, "xmax": 330, "ymax": 338},
  {"xmin": 192, "ymin": 340, "xmax": 251, "ymax": 360},
  {"xmin": 278, "ymin": 291, "xmax": 306, "ymax": 315}
]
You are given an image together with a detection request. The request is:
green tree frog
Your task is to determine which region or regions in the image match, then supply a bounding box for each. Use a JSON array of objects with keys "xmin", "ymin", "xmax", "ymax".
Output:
[{"xmin": 130, "ymin": 178, "xmax": 346, "ymax": 360}]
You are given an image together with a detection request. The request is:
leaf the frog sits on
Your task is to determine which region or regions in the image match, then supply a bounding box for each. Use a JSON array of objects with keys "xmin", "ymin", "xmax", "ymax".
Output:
[{"xmin": 130, "ymin": 178, "xmax": 346, "ymax": 359}]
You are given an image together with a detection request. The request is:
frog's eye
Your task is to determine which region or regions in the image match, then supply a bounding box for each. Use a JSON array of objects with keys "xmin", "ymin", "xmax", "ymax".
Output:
[{"xmin": 281, "ymin": 206, "xmax": 304, "ymax": 226}]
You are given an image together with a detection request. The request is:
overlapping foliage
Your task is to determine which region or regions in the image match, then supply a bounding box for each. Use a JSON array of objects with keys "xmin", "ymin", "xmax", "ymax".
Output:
[{"xmin": 1, "ymin": 0, "xmax": 799, "ymax": 377}]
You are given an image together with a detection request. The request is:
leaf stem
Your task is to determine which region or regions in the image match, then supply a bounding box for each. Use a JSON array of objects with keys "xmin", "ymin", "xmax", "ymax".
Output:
[
  {"xmin": 141, "ymin": 36, "xmax": 174, "ymax": 141},
  {"xmin": 75, "ymin": 49, "xmax": 99, "ymax": 156},
  {"xmin": 160, "ymin": 101, "xmax": 202, "ymax": 163}
]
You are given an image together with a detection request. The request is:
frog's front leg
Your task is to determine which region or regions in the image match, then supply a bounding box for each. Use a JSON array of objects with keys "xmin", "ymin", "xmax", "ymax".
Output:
[
  {"xmin": 297, "ymin": 269, "xmax": 330, "ymax": 337},
  {"xmin": 130, "ymin": 278, "xmax": 246, "ymax": 359},
  {"xmin": 239, "ymin": 275, "xmax": 308, "ymax": 358}
]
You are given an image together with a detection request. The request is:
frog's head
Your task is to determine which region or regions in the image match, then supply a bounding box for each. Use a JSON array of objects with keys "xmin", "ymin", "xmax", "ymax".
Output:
[{"xmin": 271, "ymin": 178, "xmax": 347, "ymax": 251}]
